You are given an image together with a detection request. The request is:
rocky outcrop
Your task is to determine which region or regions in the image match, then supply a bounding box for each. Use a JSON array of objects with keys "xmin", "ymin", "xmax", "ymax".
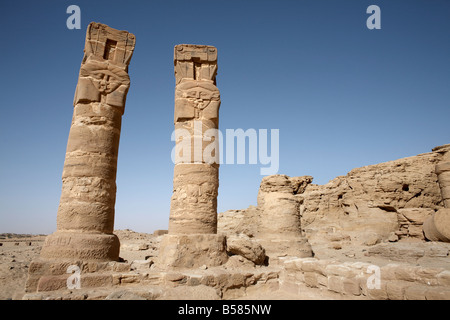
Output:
[
  {"xmin": 219, "ymin": 146, "xmax": 448, "ymax": 248},
  {"xmin": 301, "ymin": 149, "xmax": 444, "ymax": 245}
]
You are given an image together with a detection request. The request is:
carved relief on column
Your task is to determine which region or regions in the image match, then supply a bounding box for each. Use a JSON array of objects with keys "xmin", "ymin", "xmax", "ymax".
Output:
[
  {"xmin": 169, "ymin": 45, "xmax": 221, "ymax": 235},
  {"xmin": 44, "ymin": 22, "xmax": 135, "ymax": 259},
  {"xmin": 74, "ymin": 60, "xmax": 130, "ymax": 109},
  {"xmin": 26, "ymin": 22, "xmax": 135, "ymax": 293},
  {"xmin": 174, "ymin": 44, "xmax": 218, "ymax": 84},
  {"xmin": 159, "ymin": 44, "xmax": 227, "ymax": 268}
]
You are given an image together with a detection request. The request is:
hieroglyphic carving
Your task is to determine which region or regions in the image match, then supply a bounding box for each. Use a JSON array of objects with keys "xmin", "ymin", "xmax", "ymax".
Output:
[
  {"xmin": 26, "ymin": 22, "xmax": 135, "ymax": 293},
  {"xmin": 174, "ymin": 81, "xmax": 220, "ymax": 124},
  {"xmin": 72, "ymin": 22, "xmax": 134, "ymax": 113},
  {"xmin": 168, "ymin": 44, "xmax": 221, "ymax": 235},
  {"xmin": 74, "ymin": 60, "xmax": 130, "ymax": 108},
  {"xmin": 159, "ymin": 45, "xmax": 228, "ymax": 267}
]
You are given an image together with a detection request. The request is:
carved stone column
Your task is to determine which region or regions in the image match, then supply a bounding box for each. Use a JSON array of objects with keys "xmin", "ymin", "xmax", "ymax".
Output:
[
  {"xmin": 158, "ymin": 44, "xmax": 228, "ymax": 268},
  {"xmin": 423, "ymin": 145, "xmax": 450, "ymax": 242},
  {"xmin": 26, "ymin": 22, "xmax": 135, "ymax": 292}
]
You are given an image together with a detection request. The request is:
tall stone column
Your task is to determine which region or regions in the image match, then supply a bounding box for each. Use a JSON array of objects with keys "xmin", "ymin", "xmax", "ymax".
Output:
[
  {"xmin": 159, "ymin": 44, "xmax": 228, "ymax": 268},
  {"xmin": 26, "ymin": 22, "xmax": 135, "ymax": 292},
  {"xmin": 424, "ymin": 144, "xmax": 450, "ymax": 242}
]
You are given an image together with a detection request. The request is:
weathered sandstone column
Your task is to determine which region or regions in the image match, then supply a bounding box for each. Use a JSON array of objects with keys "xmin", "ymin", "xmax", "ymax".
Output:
[
  {"xmin": 159, "ymin": 44, "xmax": 227, "ymax": 268},
  {"xmin": 424, "ymin": 144, "xmax": 450, "ymax": 242},
  {"xmin": 26, "ymin": 22, "xmax": 135, "ymax": 291},
  {"xmin": 435, "ymin": 145, "xmax": 450, "ymax": 208},
  {"xmin": 257, "ymin": 175, "xmax": 313, "ymax": 258}
]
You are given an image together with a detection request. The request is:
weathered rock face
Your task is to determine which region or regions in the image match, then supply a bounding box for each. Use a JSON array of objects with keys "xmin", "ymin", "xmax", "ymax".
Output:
[
  {"xmin": 159, "ymin": 44, "xmax": 227, "ymax": 268},
  {"xmin": 26, "ymin": 22, "xmax": 135, "ymax": 293},
  {"xmin": 218, "ymin": 206, "xmax": 259, "ymax": 238},
  {"xmin": 218, "ymin": 146, "xmax": 449, "ymax": 249},
  {"xmin": 301, "ymin": 149, "xmax": 444, "ymax": 245}
]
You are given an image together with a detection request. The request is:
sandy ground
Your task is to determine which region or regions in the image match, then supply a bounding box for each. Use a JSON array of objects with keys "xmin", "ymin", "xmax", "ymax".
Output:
[{"xmin": 0, "ymin": 237, "xmax": 44, "ymax": 300}]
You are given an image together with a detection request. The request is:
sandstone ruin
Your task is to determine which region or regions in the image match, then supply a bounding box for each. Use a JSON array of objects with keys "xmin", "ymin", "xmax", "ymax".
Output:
[
  {"xmin": 220, "ymin": 144, "xmax": 450, "ymax": 249},
  {"xmin": 17, "ymin": 22, "xmax": 450, "ymax": 300},
  {"xmin": 158, "ymin": 44, "xmax": 228, "ymax": 268},
  {"xmin": 20, "ymin": 139, "xmax": 450, "ymax": 299},
  {"xmin": 423, "ymin": 145, "xmax": 450, "ymax": 242},
  {"xmin": 256, "ymin": 175, "xmax": 313, "ymax": 259},
  {"xmin": 25, "ymin": 22, "xmax": 136, "ymax": 292}
]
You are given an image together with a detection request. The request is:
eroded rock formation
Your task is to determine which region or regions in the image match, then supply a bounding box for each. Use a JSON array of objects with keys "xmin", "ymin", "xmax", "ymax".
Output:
[
  {"xmin": 300, "ymin": 148, "xmax": 444, "ymax": 245},
  {"xmin": 218, "ymin": 145, "xmax": 449, "ymax": 250}
]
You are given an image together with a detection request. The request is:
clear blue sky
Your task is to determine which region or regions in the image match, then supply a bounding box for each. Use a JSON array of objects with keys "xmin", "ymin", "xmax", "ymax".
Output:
[{"xmin": 0, "ymin": 0, "xmax": 449, "ymax": 234}]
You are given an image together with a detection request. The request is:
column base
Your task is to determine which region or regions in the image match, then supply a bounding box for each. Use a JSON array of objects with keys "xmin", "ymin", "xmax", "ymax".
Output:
[
  {"xmin": 257, "ymin": 238, "xmax": 313, "ymax": 259},
  {"xmin": 25, "ymin": 257, "xmax": 131, "ymax": 293},
  {"xmin": 158, "ymin": 234, "xmax": 228, "ymax": 268},
  {"xmin": 25, "ymin": 231, "xmax": 123, "ymax": 293},
  {"xmin": 39, "ymin": 231, "xmax": 120, "ymax": 261}
]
